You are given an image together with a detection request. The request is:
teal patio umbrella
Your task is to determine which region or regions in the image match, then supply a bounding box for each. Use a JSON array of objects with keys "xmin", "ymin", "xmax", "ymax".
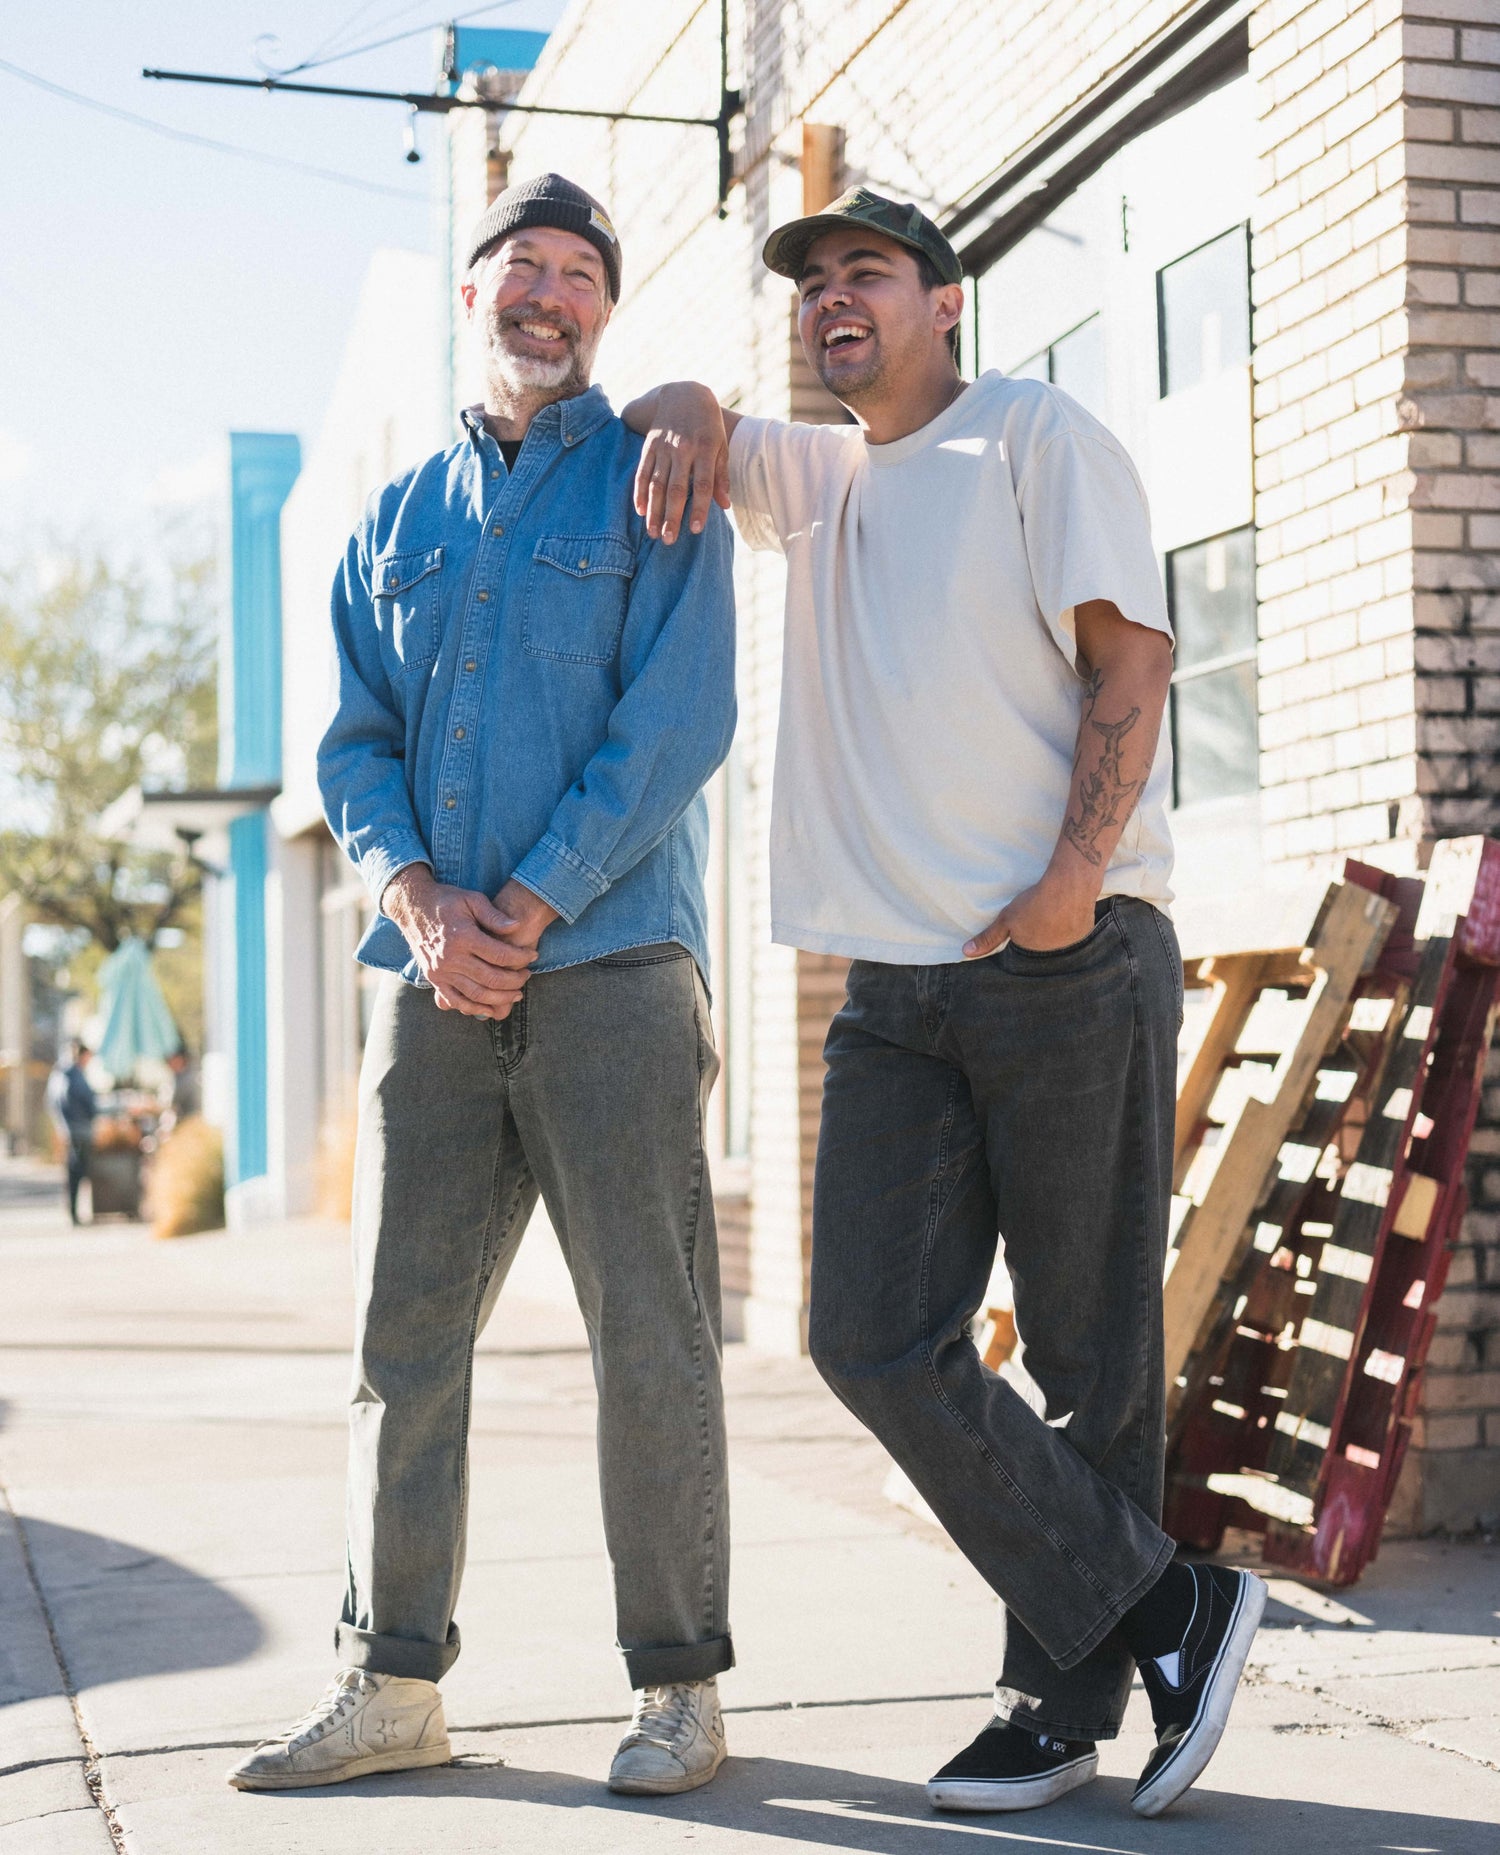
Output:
[{"xmin": 97, "ymin": 937, "xmax": 181, "ymax": 1078}]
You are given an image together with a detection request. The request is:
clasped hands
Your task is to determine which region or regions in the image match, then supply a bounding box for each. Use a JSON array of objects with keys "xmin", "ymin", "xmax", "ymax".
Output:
[{"xmin": 383, "ymin": 865, "xmax": 558, "ymax": 1020}]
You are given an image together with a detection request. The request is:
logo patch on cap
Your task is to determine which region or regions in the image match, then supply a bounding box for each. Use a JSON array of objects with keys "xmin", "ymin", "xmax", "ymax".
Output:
[{"xmin": 589, "ymin": 206, "xmax": 618, "ymax": 246}]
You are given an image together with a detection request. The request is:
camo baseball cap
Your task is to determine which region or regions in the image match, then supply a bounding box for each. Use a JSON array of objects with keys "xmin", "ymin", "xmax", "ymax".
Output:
[{"xmin": 762, "ymin": 186, "xmax": 962, "ymax": 286}]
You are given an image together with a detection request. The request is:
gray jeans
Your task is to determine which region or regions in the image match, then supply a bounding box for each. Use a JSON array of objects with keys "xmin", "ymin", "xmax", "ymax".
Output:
[
  {"xmin": 339, "ymin": 947, "xmax": 732, "ymax": 1689},
  {"xmin": 809, "ymin": 897, "xmax": 1181, "ymax": 1742}
]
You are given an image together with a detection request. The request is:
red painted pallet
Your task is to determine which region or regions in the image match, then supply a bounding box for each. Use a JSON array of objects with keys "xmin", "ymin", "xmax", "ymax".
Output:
[{"xmin": 1164, "ymin": 837, "xmax": 1500, "ymax": 1583}]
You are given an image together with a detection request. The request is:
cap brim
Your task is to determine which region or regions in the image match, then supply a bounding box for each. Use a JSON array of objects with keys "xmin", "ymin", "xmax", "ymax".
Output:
[
  {"xmin": 762, "ymin": 213, "xmax": 964, "ymax": 286},
  {"xmin": 761, "ymin": 212, "xmax": 937, "ymax": 280}
]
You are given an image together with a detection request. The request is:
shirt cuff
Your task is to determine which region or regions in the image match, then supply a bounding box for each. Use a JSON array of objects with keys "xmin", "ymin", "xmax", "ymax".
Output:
[
  {"xmin": 360, "ymin": 836, "xmax": 433, "ymax": 913},
  {"xmin": 511, "ymin": 833, "xmax": 609, "ymax": 925}
]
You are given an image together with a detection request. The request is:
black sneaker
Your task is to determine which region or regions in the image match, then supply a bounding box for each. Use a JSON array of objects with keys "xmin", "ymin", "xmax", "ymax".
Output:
[
  {"xmin": 927, "ymin": 1719, "xmax": 1098, "ymax": 1813},
  {"xmin": 1131, "ymin": 1564, "xmax": 1267, "ymax": 1817}
]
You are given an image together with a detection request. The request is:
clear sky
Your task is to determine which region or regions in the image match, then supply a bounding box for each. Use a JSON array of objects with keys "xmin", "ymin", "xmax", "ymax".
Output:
[{"xmin": 0, "ymin": 2, "xmax": 564, "ymax": 556}]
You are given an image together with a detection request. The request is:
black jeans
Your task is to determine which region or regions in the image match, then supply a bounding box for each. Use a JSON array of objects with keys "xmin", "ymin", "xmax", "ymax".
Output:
[{"xmin": 809, "ymin": 896, "xmax": 1182, "ymax": 1741}]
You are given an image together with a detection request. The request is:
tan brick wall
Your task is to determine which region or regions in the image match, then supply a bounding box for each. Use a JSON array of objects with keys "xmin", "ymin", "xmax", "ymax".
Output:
[
  {"xmin": 1250, "ymin": 0, "xmax": 1500, "ymax": 1527},
  {"xmin": 1403, "ymin": 6, "xmax": 1500, "ymax": 1531}
]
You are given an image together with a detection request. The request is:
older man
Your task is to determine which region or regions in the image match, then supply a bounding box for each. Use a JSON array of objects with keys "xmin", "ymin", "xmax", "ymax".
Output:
[{"xmin": 229, "ymin": 174, "xmax": 736, "ymax": 1799}]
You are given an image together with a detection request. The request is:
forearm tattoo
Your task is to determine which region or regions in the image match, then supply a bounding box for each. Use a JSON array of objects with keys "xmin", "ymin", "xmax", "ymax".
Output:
[{"xmin": 1064, "ymin": 662, "xmax": 1145, "ymax": 866}]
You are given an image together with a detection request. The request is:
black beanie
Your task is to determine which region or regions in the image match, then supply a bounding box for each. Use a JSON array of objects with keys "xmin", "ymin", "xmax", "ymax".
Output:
[{"xmin": 464, "ymin": 172, "xmax": 622, "ymax": 302}]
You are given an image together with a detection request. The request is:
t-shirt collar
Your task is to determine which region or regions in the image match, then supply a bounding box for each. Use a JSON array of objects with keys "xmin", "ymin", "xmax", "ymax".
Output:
[{"xmin": 862, "ymin": 375, "xmax": 983, "ymax": 468}]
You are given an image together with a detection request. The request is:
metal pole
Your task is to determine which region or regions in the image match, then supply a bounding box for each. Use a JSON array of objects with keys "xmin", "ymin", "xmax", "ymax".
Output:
[{"xmin": 141, "ymin": 67, "xmax": 719, "ymax": 128}]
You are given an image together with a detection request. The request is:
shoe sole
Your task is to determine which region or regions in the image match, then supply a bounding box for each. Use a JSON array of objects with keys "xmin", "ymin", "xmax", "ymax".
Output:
[
  {"xmin": 227, "ymin": 1738, "xmax": 452, "ymax": 1791},
  {"xmin": 927, "ymin": 1753, "xmax": 1098, "ymax": 1813},
  {"xmin": 1132, "ymin": 1571, "xmax": 1268, "ymax": 1819},
  {"xmin": 607, "ymin": 1743, "xmax": 727, "ymax": 1796}
]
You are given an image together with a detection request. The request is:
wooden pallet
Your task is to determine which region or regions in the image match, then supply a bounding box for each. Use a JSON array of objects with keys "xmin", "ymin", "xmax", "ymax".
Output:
[
  {"xmin": 1164, "ymin": 838, "xmax": 1500, "ymax": 1583},
  {"xmin": 1163, "ymin": 875, "xmax": 1401, "ymax": 1408}
]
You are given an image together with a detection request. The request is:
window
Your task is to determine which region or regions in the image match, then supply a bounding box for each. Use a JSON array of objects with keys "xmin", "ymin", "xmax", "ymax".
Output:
[
  {"xmin": 1013, "ymin": 315, "xmax": 1107, "ymax": 422},
  {"xmin": 1158, "ymin": 225, "xmax": 1251, "ymax": 396},
  {"xmin": 1168, "ymin": 526, "xmax": 1258, "ymax": 806}
]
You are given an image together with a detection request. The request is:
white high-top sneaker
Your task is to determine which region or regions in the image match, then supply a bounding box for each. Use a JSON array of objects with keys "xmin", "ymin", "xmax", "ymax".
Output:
[
  {"xmin": 608, "ymin": 1678, "xmax": 727, "ymax": 1795},
  {"xmin": 227, "ymin": 1668, "xmax": 450, "ymax": 1790}
]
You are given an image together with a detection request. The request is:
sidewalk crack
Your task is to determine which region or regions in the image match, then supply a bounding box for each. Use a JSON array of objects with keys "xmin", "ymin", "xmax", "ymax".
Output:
[
  {"xmin": 1, "ymin": 1478, "xmax": 128, "ymax": 1852},
  {"xmin": 1255, "ymin": 1666, "xmax": 1500, "ymax": 1775}
]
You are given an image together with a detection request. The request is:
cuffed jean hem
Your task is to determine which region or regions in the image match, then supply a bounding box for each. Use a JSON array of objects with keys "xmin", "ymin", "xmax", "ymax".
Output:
[
  {"xmin": 992, "ymin": 1687, "xmax": 1125, "ymax": 1744},
  {"xmin": 1048, "ymin": 1534, "xmax": 1179, "ymax": 1675},
  {"xmin": 621, "ymin": 1632, "xmax": 735, "ymax": 1688},
  {"xmin": 335, "ymin": 1620, "xmax": 461, "ymax": 1682}
]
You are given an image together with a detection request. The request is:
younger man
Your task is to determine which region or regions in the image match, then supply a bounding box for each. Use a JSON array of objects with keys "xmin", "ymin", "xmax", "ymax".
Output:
[{"xmin": 624, "ymin": 188, "xmax": 1265, "ymax": 1820}]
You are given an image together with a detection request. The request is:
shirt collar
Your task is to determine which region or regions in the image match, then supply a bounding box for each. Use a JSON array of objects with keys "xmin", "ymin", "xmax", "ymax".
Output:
[{"xmin": 461, "ymin": 383, "xmax": 614, "ymax": 453}]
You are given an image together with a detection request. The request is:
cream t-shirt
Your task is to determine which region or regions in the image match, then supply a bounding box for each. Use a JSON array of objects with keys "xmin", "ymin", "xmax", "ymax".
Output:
[{"xmin": 728, "ymin": 369, "xmax": 1175, "ymax": 964}]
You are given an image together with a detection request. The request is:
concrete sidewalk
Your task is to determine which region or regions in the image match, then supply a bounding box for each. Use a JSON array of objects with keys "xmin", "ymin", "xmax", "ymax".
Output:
[{"xmin": 1, "ymin": 1178, "xmax": 1496, "ymax": 1853}]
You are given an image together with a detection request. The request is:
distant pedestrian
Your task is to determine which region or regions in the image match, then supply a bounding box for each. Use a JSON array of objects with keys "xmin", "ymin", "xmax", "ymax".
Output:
[
  {"xmin": 46, "ymin": 1040, "xmax": 97, "ymax": 1226},
  {"xmin": 229, "ymin": 175, "xmax": 737, "ymax": 1800},
  {"xmin": 161, "ymin": 1048, "xmax": 199, "ymax": 1130}
]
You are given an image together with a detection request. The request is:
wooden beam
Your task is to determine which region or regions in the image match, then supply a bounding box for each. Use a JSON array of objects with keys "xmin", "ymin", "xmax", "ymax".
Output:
[
  {"xmin": 1174, "ymin": 953, "xmax": 1267, "ymax": 1185},
  {"xmin": 1163, "ymin": 880, "xmax": 1397, "ymax": 1390},
  {"xmin": 802, "ymin": 123, "xmax": 845, "ymax": 213}
]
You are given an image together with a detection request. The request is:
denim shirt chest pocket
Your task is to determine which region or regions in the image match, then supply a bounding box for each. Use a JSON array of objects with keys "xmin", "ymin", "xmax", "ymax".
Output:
[
  {"xmin": 522, "ymin": 533, "xmax": 635, "ymax": 665},
  {"xmin": 373, "ymin": 545, "xmax": 444, "ymax": 670}
]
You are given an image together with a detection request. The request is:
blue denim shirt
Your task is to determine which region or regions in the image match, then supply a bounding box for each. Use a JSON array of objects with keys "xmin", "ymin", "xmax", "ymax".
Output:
[{"xmin": 318, "ymin": 386, "xmax": 736, "ymax": 983}]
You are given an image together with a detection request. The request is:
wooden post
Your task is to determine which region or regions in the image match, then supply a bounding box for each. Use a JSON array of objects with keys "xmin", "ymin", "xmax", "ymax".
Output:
[{"xmin": 801, "ymin": 123, "xmax": 845, "ymax": 214}]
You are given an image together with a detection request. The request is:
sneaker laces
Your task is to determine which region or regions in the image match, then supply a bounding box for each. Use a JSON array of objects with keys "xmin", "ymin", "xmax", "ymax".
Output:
[
  {"xmin": 285, "ymin": 1669, "xmax": 372, "ymax": 1749},
  {"xmin": 621, "ymin": 1682, "xmax": 696, "ymax": 1751}
]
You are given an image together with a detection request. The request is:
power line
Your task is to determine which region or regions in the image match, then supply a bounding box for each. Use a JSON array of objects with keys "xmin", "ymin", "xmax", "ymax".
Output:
[
  {"xmin": 273, "ymin": 0, "xmax": 393, "ymax": 74},
  {"xmin": 271, "ymin": 0, "xmax": 531, "ymax": 77},
  {"xmin": 0, "ymin": 56, "xmax": 425, "ymax": 202},
  {"xmin": 258, "ymin": 1, "xmax": 438, "ymax": 76}
]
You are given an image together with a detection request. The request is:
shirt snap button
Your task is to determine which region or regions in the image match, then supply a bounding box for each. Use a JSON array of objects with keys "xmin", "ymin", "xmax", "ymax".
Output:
[
  {"xmin": 454, "ymin": 727, "xmax": 465, "ymax": 740},
  {"xmin": 444, "ymin": 796, "xmax": 457, "ymax": 810},
  {"xmin": 492, "ymin": 524, "xmax": 503, "ymax": 537},
  {"xmin": 464, "ymin": 660, "xmax": 476, "ymax": 672},
  {"xmin": 577, "ymin": 556, "xmax": 588, "ymax": 569},
  {"xmin": 489, "ymin": 469, "xmax": 499, "ymax": 479},
  {"xmin": 477, "ymin": 590, "xmax": 489, "ymax": 602}
]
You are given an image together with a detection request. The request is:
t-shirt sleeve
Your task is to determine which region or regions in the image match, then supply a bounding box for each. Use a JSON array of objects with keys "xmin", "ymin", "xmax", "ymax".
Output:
[
  {"xmin": 728, "ymin": 415, "xmax": 845, "ymax": 555},
  {"xmin": 1016, "ymin": 426, "xmax": 1172, "ymax": 669}
]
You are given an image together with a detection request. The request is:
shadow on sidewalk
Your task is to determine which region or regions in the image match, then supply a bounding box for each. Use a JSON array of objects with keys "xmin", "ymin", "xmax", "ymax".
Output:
[
  {"xmin": 260, "ymin": 1753, "xmax": 1499, "ymax": 1853},
  {"xmin": 10, "ymin": 1514, "xmax": 263, "ymax": 1692}
]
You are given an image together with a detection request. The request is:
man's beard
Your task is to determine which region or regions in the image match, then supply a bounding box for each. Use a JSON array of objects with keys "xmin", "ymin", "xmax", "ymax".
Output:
[
  {"xmin": 811, "ymin": 332, "xmax": 884, "ymax": 402},
  {"xmin": 483, "ymin": 302, "xmax": 590, "ymax": 396}
]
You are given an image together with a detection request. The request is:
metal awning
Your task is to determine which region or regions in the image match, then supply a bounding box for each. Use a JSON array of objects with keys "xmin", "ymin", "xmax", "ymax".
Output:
[{"xmin": 98, "ymin": 784, "xmax": 280, "ymax": 855}]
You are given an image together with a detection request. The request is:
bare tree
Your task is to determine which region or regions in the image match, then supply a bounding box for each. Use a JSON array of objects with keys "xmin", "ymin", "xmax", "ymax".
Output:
[{"xmin": 0, "ymin": 540, "xmax": 217, "ymax": 952}]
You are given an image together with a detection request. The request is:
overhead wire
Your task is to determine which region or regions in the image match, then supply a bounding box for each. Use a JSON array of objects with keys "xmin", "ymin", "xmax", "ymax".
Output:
[
  {"xmin": 269, "ymin": 0, "xmax": 531, "ymax": 76},
  {"xmin": 0, "ymin": 56, "xmax": 426, "ymax": 202},
  {"xmin": 276, "ymin": 0, "xmax": 392, "ymax": 73},
  {"xmin": 259, "ymin": 1, "xmax": 436, "ymax": 76}
]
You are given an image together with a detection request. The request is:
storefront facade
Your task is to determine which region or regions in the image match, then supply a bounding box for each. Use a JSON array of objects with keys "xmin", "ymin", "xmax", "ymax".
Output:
[{"xmin": 489, "ymin": 0, "xmax": 1500, "ymax": 1529}]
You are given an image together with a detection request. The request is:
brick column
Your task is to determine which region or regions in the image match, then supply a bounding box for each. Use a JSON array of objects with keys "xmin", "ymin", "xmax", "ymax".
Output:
[
  {"xmin": 1403, "ymin": 5, "xmax": 1500, "ymax": 1530},
  {"xmin": 1252, "ymin": 0, "xmax": 1500, "ymax": 1528}
]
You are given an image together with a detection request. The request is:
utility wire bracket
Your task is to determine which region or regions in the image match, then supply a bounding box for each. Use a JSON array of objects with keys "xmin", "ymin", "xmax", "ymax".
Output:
[{"xmin": 143, "ymin": 4, "xmax": 742, "ymax": 215}]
